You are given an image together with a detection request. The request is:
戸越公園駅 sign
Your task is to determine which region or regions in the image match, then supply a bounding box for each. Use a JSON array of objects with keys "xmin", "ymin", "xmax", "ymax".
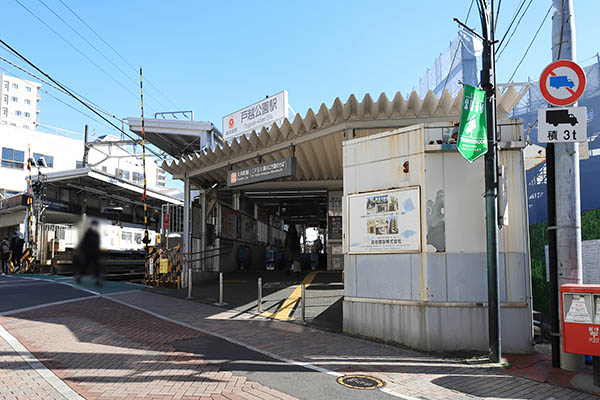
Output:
[
  {"xmin": 222, "ymin": 91, "xmax": 288, "ymax": 141},
  {"xmin": 346, "ymin": 187, "xmax": 421, "ymax": 254},
  {"xmin": 457, "ymin": 84, "xmax": 488, "ymax": 163},
  {"xmin": 227, "ymin": 157, "xmax": 296, "ymax": 187}
]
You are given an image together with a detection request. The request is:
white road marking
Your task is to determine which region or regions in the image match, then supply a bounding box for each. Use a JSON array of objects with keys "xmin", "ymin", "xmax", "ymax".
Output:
[
  {"xmin": 106, "ymin": 292, "xmax": 413, "ymax": 399},
  {"xmin": 0, "ymin": 295, "xmax": 98, "ymax": 316},
  {"xmin": 0, "ymin": 323, "xmax": 84, "ymax": 400}
]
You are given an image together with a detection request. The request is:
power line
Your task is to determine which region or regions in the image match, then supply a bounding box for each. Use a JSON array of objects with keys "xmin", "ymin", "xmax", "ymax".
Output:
[
  {"xmin": 0, "ymin": 37, "xmax": 138, "ymax": 142},
  {"xmin": 496, "ymin": 0, "xmax": 527, "ymax": 50},
  {"xmin": 57, "ymin": 0, "xmax": 180, "ymax": 111},
  {"xmin": 0, "ymin": 51, "xmax": 123, "ymax": 122},
  {"xmin": 506, "ymin": 4, "xmax": 552, "ymax": 83},
  {"xmin": 496, "ymin": 0, "xmax": 534, "ymax": 60},
  {"xmin": 12, "ymin": 0, "xmax": 154, "ymax": 111},
  {"xmin": 465, "ymin": 0, "xmax": 475, "ymax": 24},
  {"xmin": 35, "ymin": 0, "xmax": 169, "ymax": 112}
]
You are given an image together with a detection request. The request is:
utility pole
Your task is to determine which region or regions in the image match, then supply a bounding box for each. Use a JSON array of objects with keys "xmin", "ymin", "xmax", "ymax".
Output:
[
  {"xmin": 550, "ymin": 0, "xmax": 584, "ymax": 371},
  {"xmin": 478, "ymin": 0, "xmax": 501, "ymax": 363},
  {"xmin": 83, "ymin": 125, "xmax": 89, "ymax": 167}
]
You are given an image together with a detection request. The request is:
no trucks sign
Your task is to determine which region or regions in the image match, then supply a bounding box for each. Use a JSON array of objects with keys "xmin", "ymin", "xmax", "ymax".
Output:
[{"xmin": 457, "ymin": 84, "xmax": 488, "ymax": 163}]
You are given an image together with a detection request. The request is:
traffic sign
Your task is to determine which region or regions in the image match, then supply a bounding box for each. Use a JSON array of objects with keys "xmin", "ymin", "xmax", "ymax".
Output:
[
  {"xmin": 539, "ymin": 60, "xmax": 586, "ymax": 106},
  {"xmin": 538, "ymin": 106, "xmax": 587, "ymax": 143}
]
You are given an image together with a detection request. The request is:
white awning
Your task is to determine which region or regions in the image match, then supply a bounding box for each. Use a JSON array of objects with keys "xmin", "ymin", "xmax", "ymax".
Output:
[{"xmin": 163, "ymin": 87, "xmax": 527, "ymax": 187}]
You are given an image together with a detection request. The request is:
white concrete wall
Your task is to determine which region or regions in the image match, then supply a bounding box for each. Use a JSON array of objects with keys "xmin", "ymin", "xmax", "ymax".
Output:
[{"xmin": 342, "ymin": 122, "xmax": 533, "ymax": 354}]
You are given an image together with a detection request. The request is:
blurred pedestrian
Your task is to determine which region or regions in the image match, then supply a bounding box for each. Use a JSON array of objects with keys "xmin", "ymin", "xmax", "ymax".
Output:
[
  {"xmin": 284, "ymin": 225, "xmax": 301, "ymax": 277},
  {"xmin": 75, "ymin": 220, "xmax": 102, "ymax": 286},
  {"xmin": 9, "ymin": 230, "xmax": 24, "ymax": 273},
  {"xmin": 0, "ymin": 237, "xmax": 9, "ymax": 275}
]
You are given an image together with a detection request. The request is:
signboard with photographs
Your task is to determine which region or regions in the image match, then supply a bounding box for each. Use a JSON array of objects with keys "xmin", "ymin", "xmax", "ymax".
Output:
[{"xmin": 347, "ymin": 187, "xmax": 421, "ymax": 254}]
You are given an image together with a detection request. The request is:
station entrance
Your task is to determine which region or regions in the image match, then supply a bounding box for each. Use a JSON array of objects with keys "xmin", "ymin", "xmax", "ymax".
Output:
[{"xmin": 147, "ymin": 87, "xmax": 533, "ymax": 352}]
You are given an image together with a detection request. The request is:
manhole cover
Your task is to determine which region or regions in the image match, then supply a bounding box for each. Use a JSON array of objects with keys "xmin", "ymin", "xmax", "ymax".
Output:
[{"xmin": 337, "ymin": 375, "xmax": 385, "ymax": 390}]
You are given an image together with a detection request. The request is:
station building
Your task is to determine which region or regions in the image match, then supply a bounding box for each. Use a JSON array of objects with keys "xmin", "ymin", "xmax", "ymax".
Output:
[{"xmin": 135, "ymin": 87, "xmax": 533, "ymax": 354}]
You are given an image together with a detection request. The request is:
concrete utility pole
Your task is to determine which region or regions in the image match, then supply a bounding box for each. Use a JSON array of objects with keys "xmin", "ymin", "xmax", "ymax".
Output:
[
  {"xmin": 478, "ymin": 0, "xmax": 501, "ymax": 364},
  {"xmin": 551, "ymin": 0, "xmax": 584, "ymax": 371}
]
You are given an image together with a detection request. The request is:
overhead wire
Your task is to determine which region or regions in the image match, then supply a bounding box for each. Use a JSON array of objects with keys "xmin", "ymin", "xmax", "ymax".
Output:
[
  {"xmin": 506, "ymin": 4, "xmax": 553, "ymax": 83},
  {"xmin": 0, "ymin": 51, "xmax": 123, "ymax": 122},
  {"xmin": 496, "ymin": 0, "xmax": 528, "ymax": 51},
  {"xmin": 0, "ymin": 37, "xmax": 138, "ymax": 141},
  {"xmin": 56, "ymin": 0, "xmax": 180, "ymax": 111},
  {"xmin": 496, "ymin": 0, "xmax": 534, "ymax": 60},
  {"xmin": 12, "ymin": 0, "xmax": 155, "ymax": 112},
  {"xmin": 35, "ymin": 0, "xmax": 169, "ymax": 112}
]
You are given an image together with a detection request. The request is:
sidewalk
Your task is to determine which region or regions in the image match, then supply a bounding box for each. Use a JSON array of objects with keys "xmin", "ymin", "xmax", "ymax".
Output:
[
  {"xmin": 0, "ymin": 278, "xmax": 597, "ymax": 400},
  {"xmin": 108, "ymin": 290, "xmax": 599, "ymax": 399},
  {"xmin": 0, "ymin": 328, "xmax": 78, "ymax": 400}
]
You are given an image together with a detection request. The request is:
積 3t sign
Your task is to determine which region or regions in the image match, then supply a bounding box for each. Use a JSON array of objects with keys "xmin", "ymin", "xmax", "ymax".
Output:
[{"xmin": 538, "ymin": 60, "xmax": 587, "ymax": 144}]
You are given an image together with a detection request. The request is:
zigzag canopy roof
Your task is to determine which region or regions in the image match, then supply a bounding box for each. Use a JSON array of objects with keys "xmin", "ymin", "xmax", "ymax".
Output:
[{"xmin": 162, "ymin": 87, "xmax": 526, "ymax": 186}]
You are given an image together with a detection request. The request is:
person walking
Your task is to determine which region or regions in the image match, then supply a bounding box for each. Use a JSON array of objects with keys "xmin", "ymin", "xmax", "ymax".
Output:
[
  {"xmin": 284, "ymin": 225, "xmax": 301, "ymax": 277},
  {"xmin": 75, "ymin": 220, "xmax": 102, "ymax": 286},
  {"xmin": 0, "ymin": 237, "xmax": 10, "ymax": 275},
  {"xmin": 9, "ymin": 230, "xmax": 24, "ymax": 273}
]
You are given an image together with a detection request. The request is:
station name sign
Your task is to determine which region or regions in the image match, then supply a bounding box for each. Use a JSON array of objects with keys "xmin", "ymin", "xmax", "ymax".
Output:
[
  {"xmin": 227, "ymin": 157, "xmax": 296, "ymax": 187},
  {"xmin": 222, "ymin": 91, "xmax": 288, "ymax": 141}
]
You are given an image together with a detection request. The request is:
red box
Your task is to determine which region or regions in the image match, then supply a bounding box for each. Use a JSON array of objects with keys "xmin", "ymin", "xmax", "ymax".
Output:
[{"xmin": 560, "ymin": 284, "xmax": 600, "ymax": 356}]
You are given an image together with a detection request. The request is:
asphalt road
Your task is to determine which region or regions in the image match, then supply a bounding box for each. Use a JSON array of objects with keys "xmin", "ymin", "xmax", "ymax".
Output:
[{"xmin": 0, "ymin": 275, "xmax": 396, "ymax": 400}]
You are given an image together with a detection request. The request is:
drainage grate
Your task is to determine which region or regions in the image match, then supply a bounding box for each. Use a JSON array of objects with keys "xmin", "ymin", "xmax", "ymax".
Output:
[{"xmin": 337, "ymin": 375, "xmax": 385, "ymax": 390}]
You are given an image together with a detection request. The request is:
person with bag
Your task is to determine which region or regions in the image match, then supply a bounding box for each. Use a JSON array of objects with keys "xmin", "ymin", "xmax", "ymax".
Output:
[
  {"xmin": 9, "ymin": 230, "xmax": 24, "ymax": 273},
  {"xmin": 0, "ymin": 238, "xmax": 9, "ymax": 275}
]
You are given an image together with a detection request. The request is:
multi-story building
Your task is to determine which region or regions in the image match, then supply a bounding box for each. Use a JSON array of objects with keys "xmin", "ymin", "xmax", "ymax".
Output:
[
  {"xmin": 0, "ymin": 125, "xmax": 170, "ymax": 198},
  {"xmin": 0, "ymin": 72, "xmax": 41, "ymax": 129}
]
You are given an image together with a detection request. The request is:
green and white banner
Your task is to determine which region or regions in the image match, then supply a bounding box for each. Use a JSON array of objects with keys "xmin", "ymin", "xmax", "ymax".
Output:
[{"xmin": 457, "ymin": 84, "xmax": 488, "ymax": 163}]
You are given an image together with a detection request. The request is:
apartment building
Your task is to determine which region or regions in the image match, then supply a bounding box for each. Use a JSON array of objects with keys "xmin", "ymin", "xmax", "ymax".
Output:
[{"xmin": 0, "ymin": 72, "xmax": 41, "ymax": 129}]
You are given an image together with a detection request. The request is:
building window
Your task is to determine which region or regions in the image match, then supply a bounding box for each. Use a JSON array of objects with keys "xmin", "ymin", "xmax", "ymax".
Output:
[
  {"xmin": 33, "ymin": 153, "xmax": 54, "ymax": 168},
  {"xmin": 11, "ymin": 83, "xmax": 17, "ymax": 89},
  {"xmin": 1, "ymin": 147, "xmax": 25, "ymax": 169},
  {"xmin": 24, "ymin": 112, "xmax": 30, "ymax": 118},
  {"xmin": 26, "ymin": 87, "xmax": 31, "ymax": 92},
  {"xmin": 122, "ymin": 170, "xmax": 130, "ymax": 180},
  {"xmin": 1, "ymin": 108, "xmax": 6, "ymax": 117},
  {"xmin": 132, "ymin": 172, "xmax": 143, "ymax": 183},
  {"xmin": 121, "ymin": 232, "xmax": 132, "ymax": 243},
  {"xmin": 115, "ymin": 168, "xmax": 124, "ymax": 178},
  {"xmin": 24, "ymin": 99, "xmax": 31, "ymax": 105},
  {"xmin": 1, "ymin": 121, "xmax": 6, "ymax": 125},
  {"xmin": 3, "ymin": 81, "xmax": 8, "ymax": 90},
  {"xmin": 2, "ymin": 95, "xmax": 7, "ymax": 104},
  {"xmin": 11, "ymin": 96, "xmax": 17, "ymax": 102},
  {"xmin": 15, "ymin": 110, "xmax": 21, "ymax": 116},
  {"xmin": 156, "ymin": 181, "xmax": 166, "ymax": 187},
  {"xmin": 23, "ymin": 124, "xmax": 29, "ymax": 129},
  {"xmin": 101, "ymin": 166, "xmax": 107, "ymax": 172},
  {"xmin": 9, "ymin": 123, "xmax": 16, "ymax": 126},
  {"xmin": 75, "ymin": 160, "xmax": 84, "ymax": 168}
]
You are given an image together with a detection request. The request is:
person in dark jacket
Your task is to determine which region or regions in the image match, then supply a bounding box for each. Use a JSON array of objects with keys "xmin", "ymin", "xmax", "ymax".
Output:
[
  {"xmin": 284, "ymin": 225, "xmax": 301, "ymax": 276},
  {"xmin": 1, "ymin": 238, "xmax": 9, "ymax": 275},
  {"xmin": 9, "ymin": 230, "xmax": 24, "ymax": 272},
  {"xmin": 75, "ymin": 220, "xmax": 102, "ymax": 286}
]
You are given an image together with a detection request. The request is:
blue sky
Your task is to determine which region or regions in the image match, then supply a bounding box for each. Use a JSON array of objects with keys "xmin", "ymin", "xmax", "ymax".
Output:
[{"xmin": 1, "ymin": 1, "xmax": 599, "ymax": 158}]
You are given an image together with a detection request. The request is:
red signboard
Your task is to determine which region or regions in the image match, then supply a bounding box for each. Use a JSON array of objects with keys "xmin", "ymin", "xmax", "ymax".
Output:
[
  {"xmin": 163, "ymin": 213, "xmax": 170, "ymax": 229},
  {"xmin": 560, "ymin": 284, "xmax": 600, "ymax": 356},
  {"xmin": 539, "ymin": 60, "xmax": 586, "ymax": 106}
]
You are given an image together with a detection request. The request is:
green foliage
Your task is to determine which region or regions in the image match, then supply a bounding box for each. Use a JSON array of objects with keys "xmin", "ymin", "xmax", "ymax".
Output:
[{"xmin": 530, "ymin": 209, "xmax": 600, "ymax": 316}]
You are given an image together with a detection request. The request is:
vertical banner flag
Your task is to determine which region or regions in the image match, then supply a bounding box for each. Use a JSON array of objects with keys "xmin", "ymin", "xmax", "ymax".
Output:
[{"xmin": 457, "ymin": 84, "xmax": 488, "ymax": 163}]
